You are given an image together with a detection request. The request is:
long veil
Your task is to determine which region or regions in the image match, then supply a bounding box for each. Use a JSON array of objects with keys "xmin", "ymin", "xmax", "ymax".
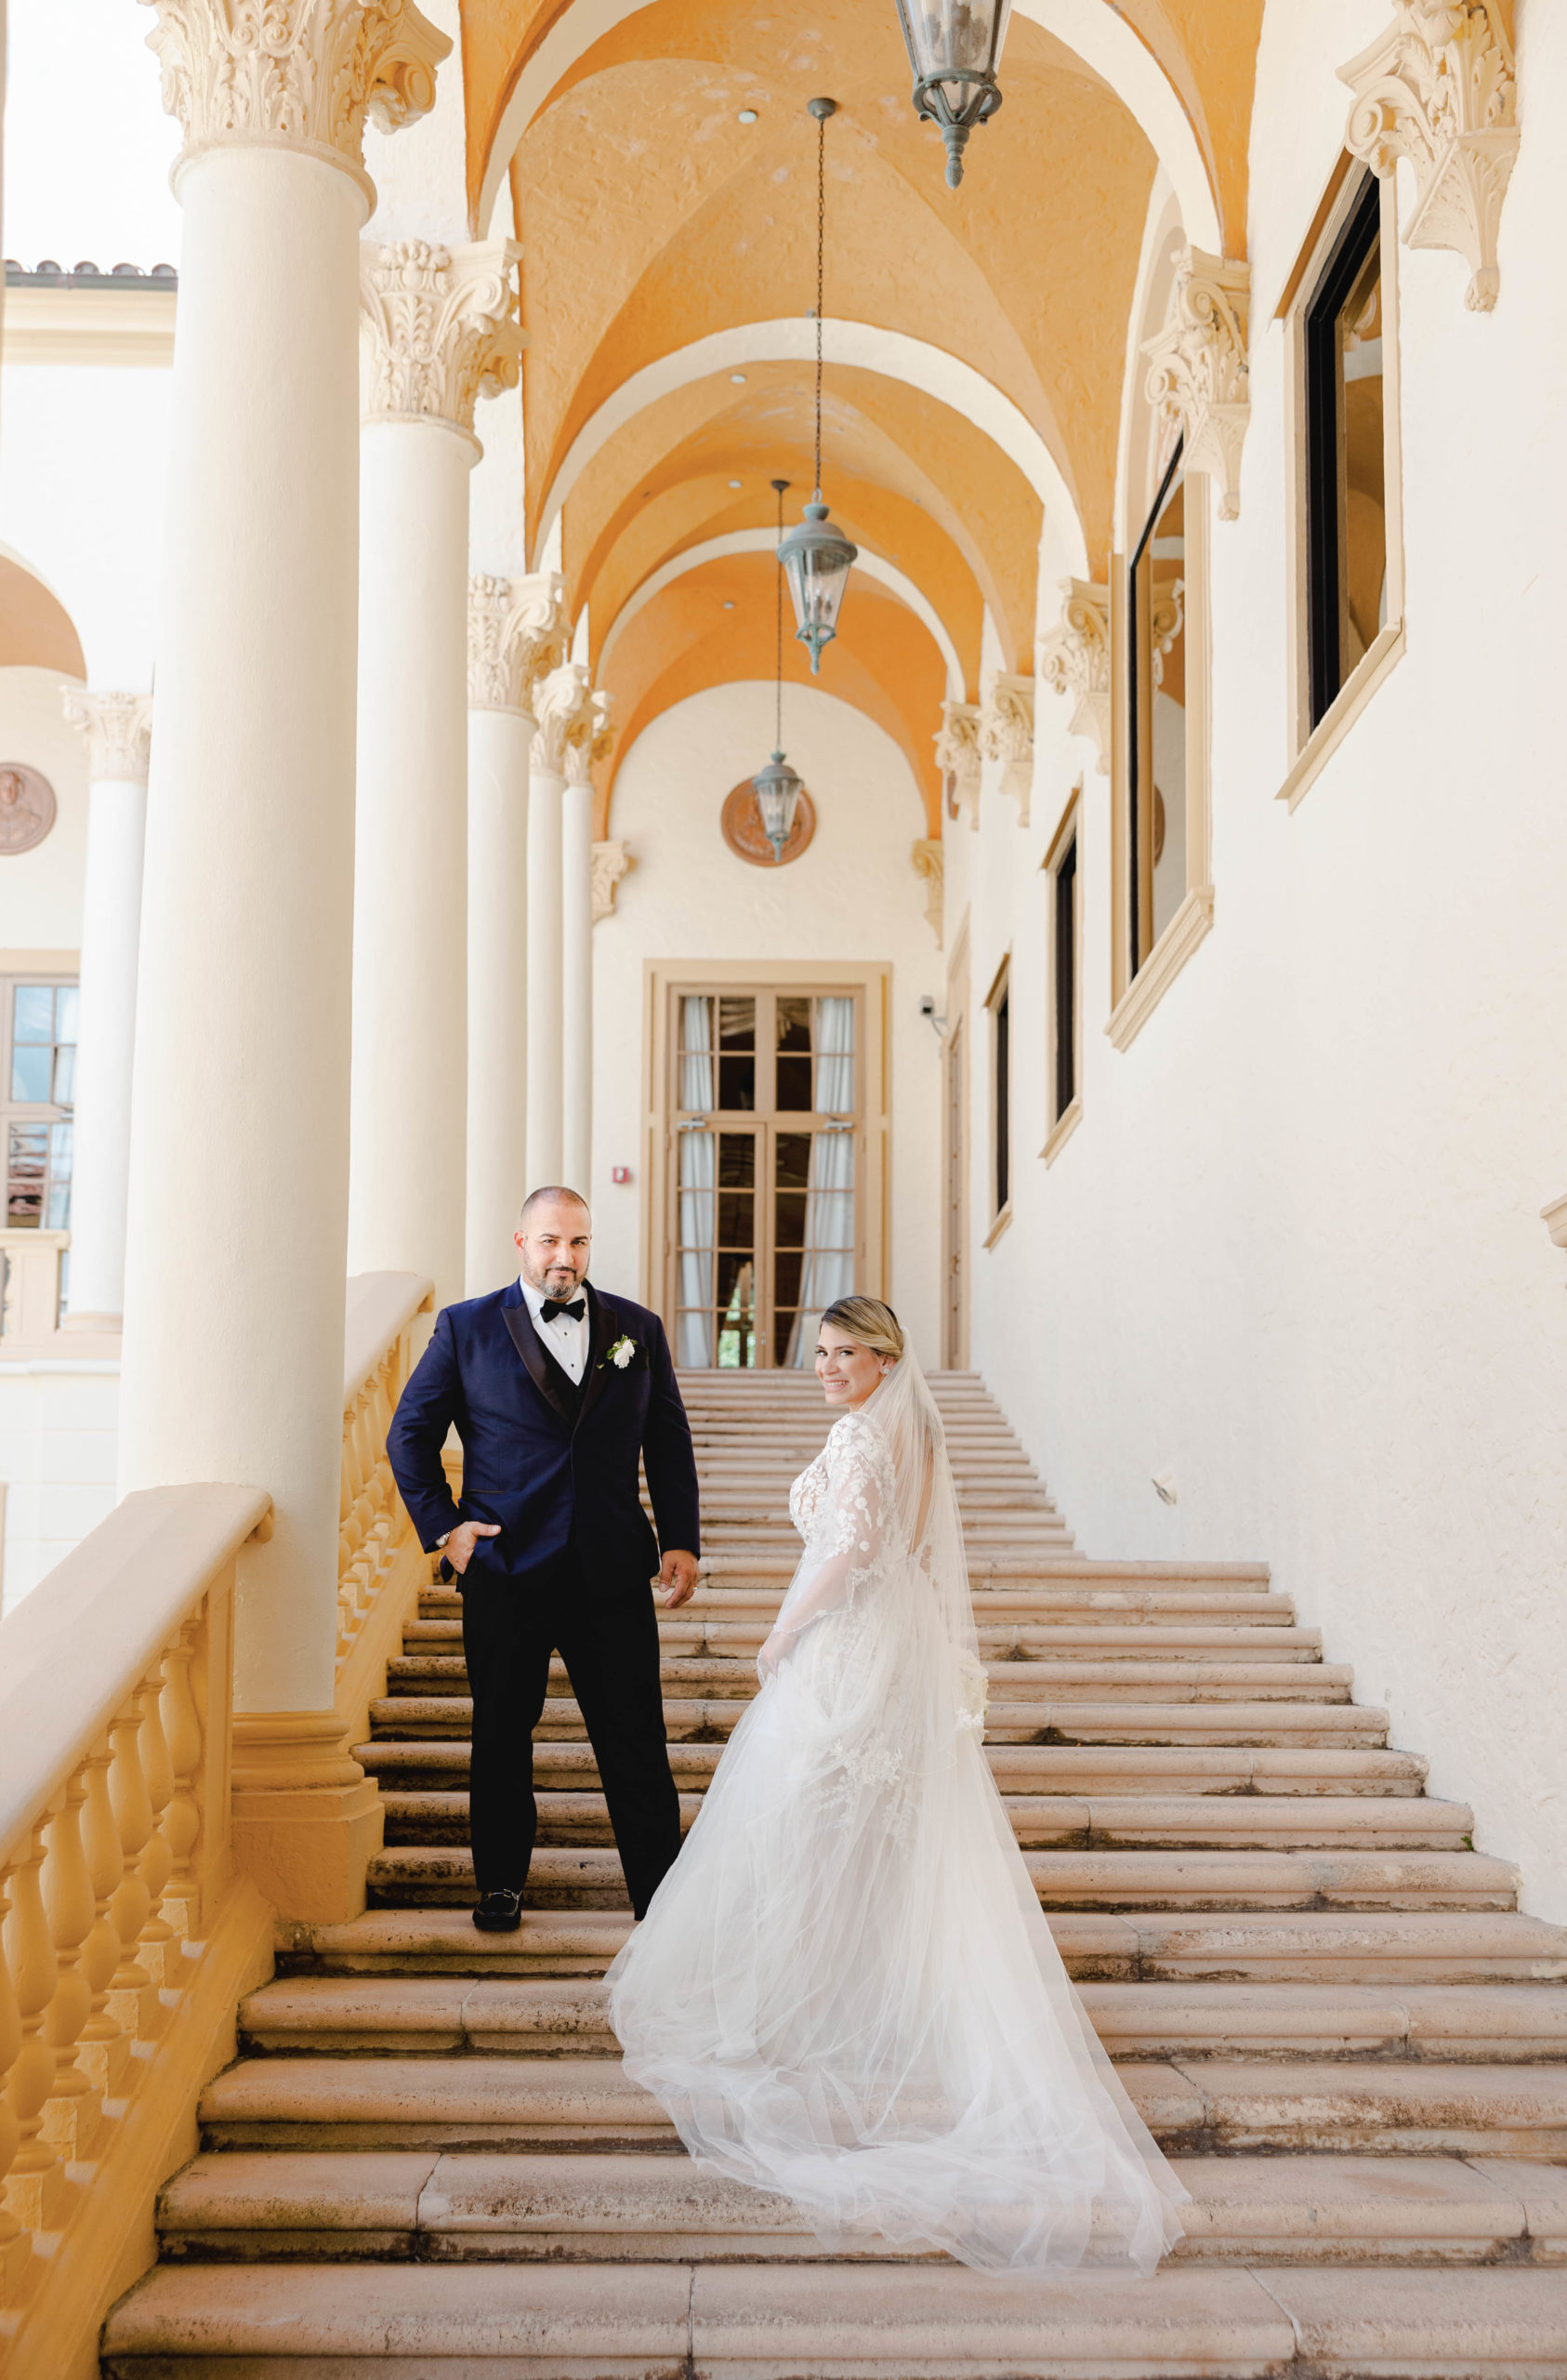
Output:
[{"xmin": 608, "ymin": 1344, "xmax": 1187, "ymax": 2276}]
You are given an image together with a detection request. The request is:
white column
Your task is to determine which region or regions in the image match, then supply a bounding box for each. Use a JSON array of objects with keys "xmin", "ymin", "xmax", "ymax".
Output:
[
  {"xmin": 561, "ymin": 688, "xmax": 611, "ymax": 1195},
  {"xmin": 464, "ymin": 571, "xmax": 566, "ymax": 1293},
  {"xmin": 123, "ymin": 0, "xmax": 447, "ymax": 1742},
  {"xmin": 347, "ymin": 237, "xmax": 522, "ymax": 1312},
  {"xmin": 525, "ymin": 661, "xmax": 592, "ymax": 1190},
  {"xmin": 59, "ymin": 690, "xmax": 151, "ymax": 1330}
]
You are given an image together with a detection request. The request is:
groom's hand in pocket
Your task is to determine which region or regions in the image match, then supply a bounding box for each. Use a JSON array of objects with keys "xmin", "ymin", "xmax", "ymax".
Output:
[
  {"xmin": 656, "ymin": 1549, "xmax": 699, "ymax": 1608},
  {"xmin": 444, "ymin": 1521, "xmax": 500, "ymax": 1575}
]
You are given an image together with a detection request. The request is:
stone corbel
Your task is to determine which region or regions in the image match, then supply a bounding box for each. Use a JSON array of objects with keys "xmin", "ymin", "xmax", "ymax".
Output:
[
  {"xmin": 978, "ymin": 673, "xmax": 1035, "ymax": 826},
  {"xmin": 143, "ymin": 0, "xmax": 450, "ymax": 193},
  {"xmin": 1151, "ymin": 581, "xmax": 1185, "ymax": 690},
  {"xmin": 361, "ymin": 238, "xmax": 525, "ymax": 444},
  {"xmin": 62, "ymin": 688, "xmax": 153, "ymax": 783},
  {"xmin": 532, "ymin": 660, "xmax": 594, "ymax": 778},
  {"xmin": 1038, "ymin": 581, "xmax": 1113, "ymax": 775},
  {"xmin": 910, "ymin": 839, "xmax": 943, "ymax": 948},
  {"xmin": 1340, "ymin": 0, "xmax": 1519, "ymax": 313},
  {"xmin": 1142, "ymin": 247, "xmax": 1251, "ymax": 521},
  {"xmin": 592, "ymin": 840, "xmax": 633, "ymax": 922},
  {"xmin": 467, "ymin": 571, "xmax": 568, "ymax": 714},
  {"xmin": 934, "ymin": 701, "xmax": 982, "ymax": 830}
]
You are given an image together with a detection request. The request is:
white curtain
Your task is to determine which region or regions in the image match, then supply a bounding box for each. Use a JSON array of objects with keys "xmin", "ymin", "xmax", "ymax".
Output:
[
  {"xmin": 677, "ymin": 998, "xmax": 716, "ymax": 1368},
  {"xmin": 786, "ymin": 997, "xmax": 856, "ymax": 1367}
]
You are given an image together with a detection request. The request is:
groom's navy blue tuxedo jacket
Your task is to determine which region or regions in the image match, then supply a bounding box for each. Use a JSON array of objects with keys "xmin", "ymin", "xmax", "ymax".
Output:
[{"xmin": 386, "ymin": 1278, "xmax": 700, "ymax": 1593}]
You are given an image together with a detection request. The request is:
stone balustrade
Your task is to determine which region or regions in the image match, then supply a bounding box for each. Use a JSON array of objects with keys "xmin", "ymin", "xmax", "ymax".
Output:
[
  {"xmin": 334, "ymin": 1272, "xmax": 434, "ymax": 1751},
  {"xmin": 0, "ymin": 1231, "xmax": 69, "ymax": 1349}
]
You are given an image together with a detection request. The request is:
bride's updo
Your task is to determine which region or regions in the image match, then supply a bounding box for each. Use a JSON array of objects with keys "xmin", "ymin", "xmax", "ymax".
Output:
[{"xmin": 821, "ymin": 1296, "xmax": 904, "ymax": 1364}]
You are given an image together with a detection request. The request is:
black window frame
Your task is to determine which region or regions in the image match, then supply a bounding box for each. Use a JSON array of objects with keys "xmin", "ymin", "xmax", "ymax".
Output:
[
  {"xmin": 1304, "ymin": 168, "xmax": 1382, "ymax": 732},
  {"xmin": 1052, "ymin": 830, "xmax": 1078, "ymax": 1125},
  {"xmin": 994, "ymin": 972, "xmax": 1011, "ymax": 1218}
]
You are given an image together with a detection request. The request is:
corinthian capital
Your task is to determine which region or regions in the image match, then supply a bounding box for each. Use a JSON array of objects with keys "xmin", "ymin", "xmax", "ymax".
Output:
[
  {"xmin": 1039, "ymin": 581, "xmax": 1112, "ymax": 775},
  {"xmin": 62, "ymin": 688, "xmax": 153, "ymax": 783},
  {"xmin": 467, "ymin": 572, "xmax": 568, "ymax": 713},
  {"xmin": 934, "ymin": 701, "xmax": 981, "ymax": 831},
  {"xmin": 978, "ymin": 672, "xmax": 1035, "ymax": 825},
  {"xmin": 140, "ymin": 0, "xmax": 450, "ymax": 194},
  {"xmin": 564, "ymin": 690, "xmax": 614, "ymax": 790},
  {"xmin": 532, "ymin": 662, "xmax": 594, "ymax": 777},
  {"xmin": 1143, "ymin": 247, "xmax": 1251, "ymax": 522},
  {"xmin": 1340, "ymin": 0, "xmax": 1519, "ymax": 312},
  {"xmin": 361, "ymin": 239, "xmax": 524, "ymax": 442}
]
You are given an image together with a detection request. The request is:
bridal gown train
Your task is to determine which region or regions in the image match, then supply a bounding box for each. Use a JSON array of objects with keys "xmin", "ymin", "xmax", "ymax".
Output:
[{"xmin": 607, "ymin": 1354, "xmax": 1187, "ymax": 2276}]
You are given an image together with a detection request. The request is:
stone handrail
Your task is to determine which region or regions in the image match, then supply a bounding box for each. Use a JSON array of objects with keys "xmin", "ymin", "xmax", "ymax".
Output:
[
  {"xmin": 335, "ymin": 1272, "xmax": 433, "ymax": 1744},
  {"xmin": 0, "ymin": 1484, "xmax": 270, "ymax": 2358}
]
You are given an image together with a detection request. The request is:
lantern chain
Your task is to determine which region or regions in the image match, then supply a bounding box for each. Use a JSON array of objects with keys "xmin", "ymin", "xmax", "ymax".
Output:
[{"xmin": 814, "ymin": 102, "xmax": 824, "ymax": 500}]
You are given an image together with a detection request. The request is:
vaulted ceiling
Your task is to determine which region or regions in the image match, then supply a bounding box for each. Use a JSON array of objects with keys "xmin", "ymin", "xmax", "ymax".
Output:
[{"xmin": 456, "ymin": 0, "xmax": 1267, "ymax": 828}]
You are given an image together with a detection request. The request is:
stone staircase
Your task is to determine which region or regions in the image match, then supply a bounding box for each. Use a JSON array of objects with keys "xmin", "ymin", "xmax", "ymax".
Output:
[{"xmin": 102, "ymin": 1372, "xmax": 1567, "ymax": 2374}]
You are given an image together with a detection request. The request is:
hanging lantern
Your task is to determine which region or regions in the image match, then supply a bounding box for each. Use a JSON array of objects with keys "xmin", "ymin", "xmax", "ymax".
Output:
[
  {"xmin": 751, "ymin": 748, "xmax": 804, "ymax": 863},
  {"xmin": 778, "ymin": 502, "xmax": 858, "ymax": 676},
  {"xmin": 892, "ymin": 0, "xmax": 1012, "ymax": 188}
]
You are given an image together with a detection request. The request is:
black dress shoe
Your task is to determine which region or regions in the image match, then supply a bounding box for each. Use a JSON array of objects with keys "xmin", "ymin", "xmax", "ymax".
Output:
[{"xmin": 472, "ymin": 1887, "xmax": 524, "ymax": 1934}]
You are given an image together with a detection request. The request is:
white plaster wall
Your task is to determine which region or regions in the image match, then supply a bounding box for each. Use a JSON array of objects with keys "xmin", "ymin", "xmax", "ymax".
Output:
[
  {"xmin": 960, "ymin": 0, "xmax": 1567, "ymax": 1916},
  {"xmin": 0, "ymin": 665, "xmax": 91, "ymax": 951},
  {"xmin": 588, "ymin": 682, "xmax": 944, "ymax": 1367},
  {"xmin": 0, "ymin": 1367, "xmax": 119, "ymax": 1617}
]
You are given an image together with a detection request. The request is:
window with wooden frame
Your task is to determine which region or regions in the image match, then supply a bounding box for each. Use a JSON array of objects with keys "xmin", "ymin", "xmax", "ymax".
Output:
[
  {"xmin": 2, "ymin": 977, "xmax": 75, "ymax": 1232},
  {"xmin": 984, "ymin": 956, "xmax": 1011, "ymax": 1238},
  {"xmin": 1042, "ymin": 790, "xmax": 1081, "ymax": 1161},
  {"xmin": 1279, "ymin": 158, "xmax": 1404, "ymax": 808}
]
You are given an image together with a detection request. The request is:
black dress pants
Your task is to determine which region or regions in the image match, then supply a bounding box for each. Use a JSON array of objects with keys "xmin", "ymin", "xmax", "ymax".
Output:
[{"xmin": 459, "ymin": 1550, "xmax": 681, "ymax": 1917}]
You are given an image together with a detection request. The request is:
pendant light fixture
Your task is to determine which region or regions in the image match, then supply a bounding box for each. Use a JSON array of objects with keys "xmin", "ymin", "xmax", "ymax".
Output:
[
  {"xmin": 752, "ymin": 477, "xmax": 805, "ymax": 863},
  {"xmin": 777, "ymin": 97, "xmax": 857, "ymax": 673},
  {"xmin": 893, "ymin": 0, "xmax": 1012, "ymax": 188}
]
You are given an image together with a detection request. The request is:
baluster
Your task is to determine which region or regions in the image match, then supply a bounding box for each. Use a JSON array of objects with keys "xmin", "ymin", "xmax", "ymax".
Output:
[
  {"xmin": 40, "ymin": 1773, "xmax": 101, "ymax": 2162},
  {"xmin": 136, "ymin": 1668, "xmax": 180, "ymax": 1991},
  {"xmin": 2, "ymin": 1819, "xmax": 65, "ymax": 2233},
  {"xmin": 106, "ymin": 1699, "xmax": 157, "ymax": 2043},
  {"xmin": 160, "ymin": 1616, "xmax": 205, "ymax": 1943},
  {"xmin": 0, "ymin": 1866, "xmax": 33, "ymax": 2302},
  {"xmin": 76, "ymin": 1739, "xmax": 130, "ymax": 2100}
]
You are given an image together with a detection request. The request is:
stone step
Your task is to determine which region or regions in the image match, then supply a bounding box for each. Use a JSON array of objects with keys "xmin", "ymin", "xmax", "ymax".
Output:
[
  {"xmin": 368, "ymin": 1694, "xmax": 1391, "ymax": 1746},
  {"xmin": 276, "ymin": 1906, "xmax": 1567, "ymax": 1986},
  {"xmin": 235, "ymin": 1974, "xmax": 1567, "ymax": 2064},
  {"xmin": 375, "ymin": 1788, "xmax": 1474, "ymax": 1854},
  {"xmin": 378, "ymin": 1658, "xmax": 1356, "ymax": 1708},
  {"xmin": 196, "ymin": 2051, "xmax": 1567, "ymax": 2156},
  {"xmin": 388, "ymin": 1624, "xmax": 1329, "ymax": 1676},
  {"xmin": 151, "ymin": 2147, "xmax": 1567, "ymax": 2268},
  {"xmin": 354, "ymin": 1739, "xmax": 1430, "ymax": 1796},
  {"xmin": 364, "ymin": 1841, "xmax": 1518, "ymax": 1912}
]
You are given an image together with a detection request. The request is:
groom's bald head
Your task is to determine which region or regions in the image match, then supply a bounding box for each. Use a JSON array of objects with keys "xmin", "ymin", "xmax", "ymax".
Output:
[{"xmin": 515, "ymin": 1186, "xmax": 592, "ymax": 1296}]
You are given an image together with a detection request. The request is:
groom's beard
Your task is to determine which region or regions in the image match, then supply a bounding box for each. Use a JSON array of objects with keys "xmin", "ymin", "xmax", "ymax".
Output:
[{"xmin": 524, "ymin": 1256, "xmax": 587, "ymax": 1295}]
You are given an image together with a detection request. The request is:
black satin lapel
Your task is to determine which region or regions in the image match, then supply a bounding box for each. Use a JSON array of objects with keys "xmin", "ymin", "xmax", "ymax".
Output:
[
  {"xmin": 503, "ymin": 1299, "xmax": 573, "ymax": 1427},
  {"xmin": 574, "ymin": 1284, "xmax": 616, "ymax": 1432}
]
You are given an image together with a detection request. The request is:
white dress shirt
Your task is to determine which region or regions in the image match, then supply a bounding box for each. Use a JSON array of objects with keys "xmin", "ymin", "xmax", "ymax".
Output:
[{"xmin": 521, "ymin": 1273, "xmax": 589, "ymax": 1384}]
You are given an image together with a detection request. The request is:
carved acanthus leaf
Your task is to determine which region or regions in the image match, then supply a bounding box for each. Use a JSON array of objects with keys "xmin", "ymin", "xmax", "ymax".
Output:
[
  {"xmin": 1038, "ymin": 581, "xmax": 1112, "ymax": 776},
  {"xmin": 467, "ymin": 571, "xmax": 568, "ymax": 712},
  {"xmin": 1340, "ymin": 0, "xmax": 1519, "ymax": 312},
  {"xmin": 62, "ymin": 688, "xmax": 153, "ymax": 784},
  {"xmin": 140, "ymin": 0, "xmax": 449, "ymax": 189},
  {"xmin": 1150, "ymin": 579, "xmax": 1185, "ymax": 692},
  {"xmin": 1142, "ymin": 247, "xmax": 1251, "ymax": 521},
  {"xmin": 532, "ymin": 661, "xmax": 594, "ymax": 777},
  {"xmin": 564, "ymin": 690, "xmax": 614, "ymax": 790},
  {"xmin": 978, "ymin": 672, "xmax": 1035, "ymax": 825},
  {"xmin": 910, "ymin": 838, "xmax": 943, "ymax": 948},
  {"xmin": 934, "ymin": 701, "xmax": 982, "ymax": 830},
  {"xmin": 361, "ymin": 239, "xmax": 524, "ymax": 438},
  {"xmin": 591, "ymin": 840, "xmax": 633, "ymax": 923}
]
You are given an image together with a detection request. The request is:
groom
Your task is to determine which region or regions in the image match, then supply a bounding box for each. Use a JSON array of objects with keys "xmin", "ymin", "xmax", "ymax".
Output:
[{"xmin": 387, "ymin": 1187, "xmax": 700, "ymax": 1933}]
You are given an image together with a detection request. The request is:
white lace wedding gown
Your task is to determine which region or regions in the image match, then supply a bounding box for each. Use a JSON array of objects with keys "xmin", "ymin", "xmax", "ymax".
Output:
[{"xmin": 607, "ymin": 1355, "xmax": 1186, "ymax": 2275}]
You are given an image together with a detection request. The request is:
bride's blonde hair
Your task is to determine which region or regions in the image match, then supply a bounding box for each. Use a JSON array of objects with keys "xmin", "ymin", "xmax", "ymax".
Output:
[{"xmin": 820, "ymin": 1296, "xmax": 904, "ymax": 1364}]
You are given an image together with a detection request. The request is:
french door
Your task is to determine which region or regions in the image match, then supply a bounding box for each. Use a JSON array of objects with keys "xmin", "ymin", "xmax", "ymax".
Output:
[{"xmin": 666, "ymin": 985, "xmax": 862, "ymax": 1368}]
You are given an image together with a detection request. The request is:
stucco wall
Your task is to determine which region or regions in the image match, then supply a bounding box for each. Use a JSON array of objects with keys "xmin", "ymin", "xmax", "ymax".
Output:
[
  {"xmin": 0, "ymin": 1366, "xmax": 119, "ymax": 1617},
  {"xmin": 955, "ymin": 0, "xmax": 1567, "ymax": 1915},
  {"xmin": 589, "ymin": 680, "xmax": 944, "ymax": 1367}
]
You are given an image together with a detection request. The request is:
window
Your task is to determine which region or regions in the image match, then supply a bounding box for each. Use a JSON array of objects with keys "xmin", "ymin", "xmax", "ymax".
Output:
[
  {"xmin": 668, "ymin": 985, "xmax": 861, "ymax": 1368},
  {"xmin": 1304, "ymin": 170, "xmax": 1386, "ymax": 730},
  {"xmin": 1043, "ymin": 792, "xmax": 1081, "ymax": 1157},
  {"xmin": 1127, "ymin": 444, "xmax": 1190, "ymax": 978},
  {"xmin": 3, "ymin": 980, "xmax": 76, "ymax": 1231},
  {"xmin": 986, "ymin": 959, "xmax": 1011, "ymax": 1226}
]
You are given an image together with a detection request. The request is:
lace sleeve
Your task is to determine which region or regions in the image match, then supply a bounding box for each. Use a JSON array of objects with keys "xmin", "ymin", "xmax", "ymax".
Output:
[{"xmin": 759, "ymin": 1418, "xmax": 890, "ymax": 1677}]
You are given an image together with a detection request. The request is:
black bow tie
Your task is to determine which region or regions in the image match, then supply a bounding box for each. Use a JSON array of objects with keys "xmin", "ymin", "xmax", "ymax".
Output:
[{"xmin": 540, "ymin": 1296, "xmax": 586, "ymax": 1323}]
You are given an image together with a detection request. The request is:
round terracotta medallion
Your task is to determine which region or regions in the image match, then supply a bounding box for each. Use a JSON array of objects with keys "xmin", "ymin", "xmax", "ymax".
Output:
[
  {"xmin": 0, "ymin": 764, "xmax": 57, "ymax": 856},
  {"xmin": 720, "ymin": 778, "xmax": 816, "ymax": 867}
]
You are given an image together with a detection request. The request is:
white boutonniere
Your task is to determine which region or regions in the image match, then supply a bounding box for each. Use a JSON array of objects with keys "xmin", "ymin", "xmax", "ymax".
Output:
[{"xmin": 601, "ymin": 1333, "xmax": 638, "ymax": 1371}]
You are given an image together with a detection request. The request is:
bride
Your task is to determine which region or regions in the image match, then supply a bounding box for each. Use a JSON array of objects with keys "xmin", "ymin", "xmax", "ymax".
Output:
[{"xmin": 608, "ymin": 1295, "xmax": 1187, "ymax": 2276}]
